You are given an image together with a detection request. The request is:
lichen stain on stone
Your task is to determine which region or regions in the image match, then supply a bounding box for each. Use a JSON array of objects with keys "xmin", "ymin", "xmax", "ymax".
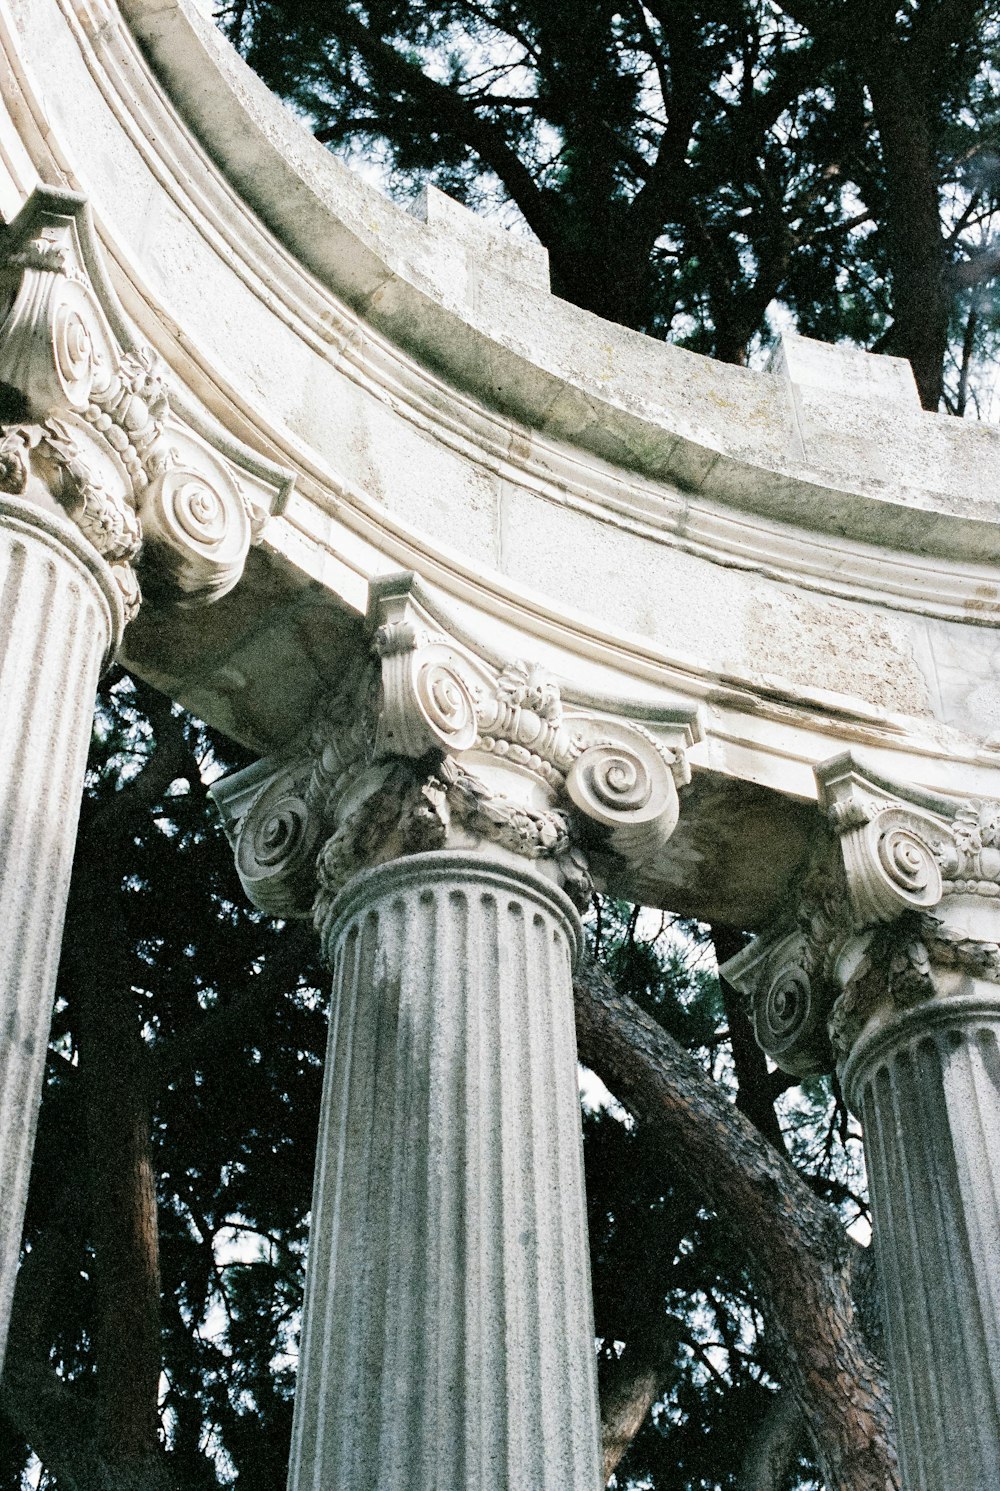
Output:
[
  {"xmin": 964, "ymin": 582, "xmax": 999, "ymax": 617},
  {"xmin": 745, "ymin": 585, "xmax": 933, "ymax": 717}
]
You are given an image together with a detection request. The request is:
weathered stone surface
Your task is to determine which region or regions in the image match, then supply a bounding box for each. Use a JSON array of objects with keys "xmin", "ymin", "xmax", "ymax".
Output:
[
  {"xmin": 724, "ymin": 762, "xmax": 1000, "ymax": 1487},
  {"xmin": 3, "ymin": 0, "xmax": 1000, "ymax": 904},
  {"xmin": 10, "ymin": 4, "xmax": 1000, "ymax": 1486},
  {"xmin": 211, "ymin": 588, "xmax": 696, "ymax": 1487},
  {"xmin": 210, "ymin": 575, "xmax": 698, "ymax": 918},
  {"xmin": 0, "ymin": 497, "xmax": 120, "ymax": 1376},
  {"xmin": 845, "ymin": 987, "xmax": 1000, "ymax": 1491},
  {"xmin": 289, "ymin": 851, "xmax": 602, "ymax": 1491},
  {"xmin": 0, "ymin": 181, "xmax": 289, "ymax": 1379},
  {"xmin": 767, "ymin": 330, "xmax": 921, "ymax": 408}
]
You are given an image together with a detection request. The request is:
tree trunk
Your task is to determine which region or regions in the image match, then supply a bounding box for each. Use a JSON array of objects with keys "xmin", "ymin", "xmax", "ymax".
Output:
[
  {"xmin": 598, "ymin": 1317, "xmax": 684, "ymax": 1482},
  {"xmin": 574, "ymin": 958, "xmax": 899, "ymax": 1491},
  {"xmin": 0, "ymin": 705, "xmax": 193, "ymax": 1489},
  {"xmin": 866, "ymin": 56, "xmax": 948, "ymax": 410},
  {"xmin": 711, "ymin": 925, "xmax": 787, "ymax": 1150},
  {"xmin": 78, "ymin": 974, "xmax": 165, "ymax": 1478},
  {"xmin": 741, "ymin": 1388, "xmax": 805, "ymax": 1491}
]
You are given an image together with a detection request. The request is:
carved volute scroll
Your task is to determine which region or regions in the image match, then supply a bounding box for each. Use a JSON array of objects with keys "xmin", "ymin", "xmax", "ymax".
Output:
[
  {"xmin": 0, "ymin": 188, "xmax": 276, "ymax": 629},
  {"xmin": 722, "ymin": 751, "xmax": 1000, "ymax": 1082},
  {"xmin": 212, "ymin": 579, "xmax": 699, "ymax": 941},
  {"xmin": 726, "ymin": 925, "xmax": 836, "ymax": 1078},
  {"xmin": 565, "ymin": 725, "xmax": 680, "ymax": 868},
  {"xmin": 820, "ymin": 756, "xmax": 948, "ymax": 924}
]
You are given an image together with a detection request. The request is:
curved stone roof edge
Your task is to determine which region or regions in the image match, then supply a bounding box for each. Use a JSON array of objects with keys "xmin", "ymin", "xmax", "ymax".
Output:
[{"xmin": 120, "ymin": 0, "xmax": 1000, "ymax": 566}]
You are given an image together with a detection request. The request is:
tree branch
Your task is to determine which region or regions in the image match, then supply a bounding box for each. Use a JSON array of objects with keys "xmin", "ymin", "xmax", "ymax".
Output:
[
  {"xmin": 326, "ymin": 10, "xmax": 555, "ymax": 246},
  {"xmin": 0, "ymin": 1366, "xmax": 97, "ymax": 1491},
  {"xmin": 76, "ymin": 690, "xmax": 193, "ymax": 860},
  {"xmin": 573, "ymin": 957, "xmax": 899, "ymax": 1490},
  {"xmin": 909, "ymin": 0, "xmax": 986, "ymax": 82},
  {"xmin": 150, "ymin": 921, "xmax": 317, "ymax": 1087},
  {"xmin": 599, "ymin": 1316, "xmax": 683, "ymax": 1481},
  {"xmin": 740, "ymin": 1387, "xmax": 805, "ymax": 1491},
  {"xmin": 711, "ymin": 925, "xmax": 786, "ymax": 1151},
  {"xmin": 950, "ymin": 244, "xmax": 1000, "ymax": 290}
]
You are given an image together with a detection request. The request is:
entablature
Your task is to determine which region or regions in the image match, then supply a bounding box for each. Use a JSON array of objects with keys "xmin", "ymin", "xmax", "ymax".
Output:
[{"xmin": 4, "ymin": 0, "xmax": 1000, "ymax": 929}]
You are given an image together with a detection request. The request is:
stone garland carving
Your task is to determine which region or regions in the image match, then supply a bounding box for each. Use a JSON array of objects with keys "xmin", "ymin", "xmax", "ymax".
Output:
[
  {"xmin": 437, "ymin": 754, "xmax": 593, "ymax": 910},
  {"xmin": 221, "ymin": 602, "xmax": 690, "ymax": 927},
  {"xmin": 0, "ymin": 193, "xmax": 262, "ymax": 620},
  {"xmin": 824, "ymin": 914, "xmax": 937, "ymax": 1065},
  {"xmin": 941, "ymin": 800, "xmax": 1000, "ymax": 897},
  {"xmin": 723, "ymin": 756, "xmax": 1000, "ymax": 1077}
]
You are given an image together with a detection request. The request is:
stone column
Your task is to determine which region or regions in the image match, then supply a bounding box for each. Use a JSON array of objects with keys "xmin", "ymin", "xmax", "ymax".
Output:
[
  {"xmin": 289, "ymin": 851, "xmax": 599, "ymax": 1491},
  {"xmin": 722, "ymin": 757, "xmax": 1000, "ymax": 1491},
  {"xmin": 839, "ymin": 893, "xmax": 1000, "ymax": 1491},
  {"xmin": 0, "ymin": 187, "xmax": 265, "ymax": 1374},
  {"xmin": 0, "ymin": 497, "xmax": 121, "ymax": 1375},
  {"xmin": 212, "ymin": 580, "xmax": 697, "ymax": 1491}
]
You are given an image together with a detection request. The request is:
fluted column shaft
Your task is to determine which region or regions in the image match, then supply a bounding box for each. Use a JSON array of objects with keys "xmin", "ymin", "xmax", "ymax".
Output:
[
  {"xmin": 288, "ymin": 849, "xmax": 603, "ymax": 1491},
  {"xmin": 843, "ymin": 948, "xmax": 1000, "ymax": 1491},
  {"xmin": 0, "ymin": 497, "xmax": 120, "ymax": 1375}
]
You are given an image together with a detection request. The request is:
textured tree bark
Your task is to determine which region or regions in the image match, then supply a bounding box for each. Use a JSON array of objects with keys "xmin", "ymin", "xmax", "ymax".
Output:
[
  {"xmin": 598, "ymin": 1316, "xmax": 684, "ymax": 1483},
  {"xmin": 78, "ymin": 980, "xmax": 164, "ymax": 1479},
  {"xmin": 62, "ymin": 705, "xmax": 193, "ymax": 1490},
  {"xmin": 599, "ymin": 1349, "xmax": 663, "ymax": 1484},
  {"xmin": 573, "ymin": 958, "xmax": 899, "ymax": 1491},
  {"xmin": 1, "ymin": 1137, "xmax": 172, "ymax": 1491},
  {"xmin": 0, "ymin": 705, "xmax": 193, "ymax": 1490}
]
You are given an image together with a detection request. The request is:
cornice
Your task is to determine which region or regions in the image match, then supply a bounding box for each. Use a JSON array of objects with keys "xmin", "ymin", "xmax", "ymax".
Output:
[
  {"xmin": 114, "ymin": 3, "xmax": 1000, "ymax": 556},
  {"xmin": 5, "ymin": 0, "xmax": 1000, "ymax": 825},
  {"xmin": 5, "ymin": 0, "xmax": 999, "ymax": 634}
]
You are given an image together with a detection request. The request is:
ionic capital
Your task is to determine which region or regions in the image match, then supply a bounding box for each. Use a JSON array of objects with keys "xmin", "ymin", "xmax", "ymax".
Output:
[
  {"xmin": 722, "ymin": 752, "xmax": 1000, "ymax": 1089},
  {"xmin": 0, "ymin": 188, "xmax": 279, "ymax": 636},
  {"xmin": 211, "ymin": 579, "xmax": 696, "ymax": 941}
]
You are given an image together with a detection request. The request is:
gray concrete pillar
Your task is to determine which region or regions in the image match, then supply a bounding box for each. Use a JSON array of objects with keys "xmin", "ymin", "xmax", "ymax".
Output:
[
  {"xmin": 288, "ymin": 849, "xmax": 603, "ymax": 1491},
  {"xmin": 842, "ymin": 952, "xmax": 1000, "ymax": 1491},
  {"xmin": 0, "ymin": 496, "xmax": 122, "ymax": 1375}
]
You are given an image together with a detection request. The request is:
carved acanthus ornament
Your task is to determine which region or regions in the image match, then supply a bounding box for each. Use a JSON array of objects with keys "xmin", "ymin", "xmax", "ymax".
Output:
[
  {"xmin": 0, "ymin": 189, "xmax": 270, "ymax": 625},
  {"xmin": 722, "ymin": 752, "xmax": 1000, "ymax": 1080},
  {"xmin": 213, "ymin": 582, "xmax": 696, "ymax": 940}
]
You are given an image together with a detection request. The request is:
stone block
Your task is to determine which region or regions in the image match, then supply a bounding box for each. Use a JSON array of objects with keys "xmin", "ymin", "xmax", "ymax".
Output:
[{"xmin": 768, "ymin": 330, "xmax": 921, "ymax": 408}]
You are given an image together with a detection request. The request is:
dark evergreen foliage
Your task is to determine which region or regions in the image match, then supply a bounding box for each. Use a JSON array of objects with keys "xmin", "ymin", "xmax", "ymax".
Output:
[{"xmin": 217, "ymin": 0, "xmax": 1000, "ymax": 410}]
